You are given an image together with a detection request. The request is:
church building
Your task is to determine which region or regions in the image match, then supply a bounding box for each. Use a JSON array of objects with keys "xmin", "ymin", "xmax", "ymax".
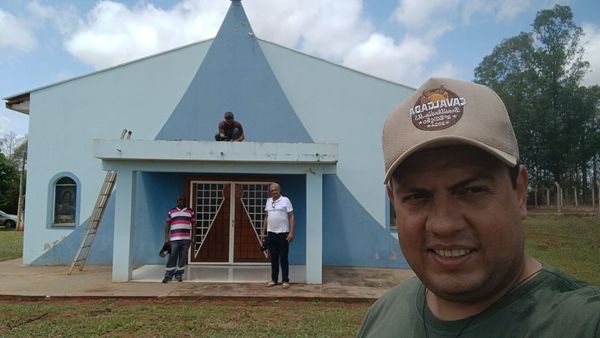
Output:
[{"xmin": 4, "ymin": 0, "xmax": 413, "ymax": 283}]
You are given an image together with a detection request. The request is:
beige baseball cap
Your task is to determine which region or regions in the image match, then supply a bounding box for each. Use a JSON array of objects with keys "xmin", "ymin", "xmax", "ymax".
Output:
[{"xmin": 382, "ymin": 77, "xmax": 518, "ymax": 183}]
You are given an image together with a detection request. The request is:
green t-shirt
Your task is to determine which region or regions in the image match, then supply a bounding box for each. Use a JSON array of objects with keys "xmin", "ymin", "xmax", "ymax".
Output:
[{"xmin": 358, "ymin": 265, "xmax": 600, "ymax": 337}]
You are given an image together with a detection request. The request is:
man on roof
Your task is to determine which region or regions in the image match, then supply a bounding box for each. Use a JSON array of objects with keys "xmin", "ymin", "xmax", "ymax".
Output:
[{"xmin": 215, "ymin": 111, "xmax": 245, "ymax": 142}]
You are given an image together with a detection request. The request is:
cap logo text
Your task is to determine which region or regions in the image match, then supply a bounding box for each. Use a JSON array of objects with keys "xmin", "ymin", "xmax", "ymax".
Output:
[{"xmin": 409, "ymin": 85, "xmax": 465, "ymax": 130}]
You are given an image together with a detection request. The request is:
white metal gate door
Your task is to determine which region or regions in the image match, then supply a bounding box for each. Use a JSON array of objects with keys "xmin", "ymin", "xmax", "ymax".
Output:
[{"xmin": 190, "ymin": 180, "xmax": 273, "ymax": 263}]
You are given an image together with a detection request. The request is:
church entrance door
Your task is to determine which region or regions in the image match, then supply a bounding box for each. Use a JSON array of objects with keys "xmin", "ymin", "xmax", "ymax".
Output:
[{"xmin": 189, "ymin": 180, "xmax": 274, "ymax": 264}]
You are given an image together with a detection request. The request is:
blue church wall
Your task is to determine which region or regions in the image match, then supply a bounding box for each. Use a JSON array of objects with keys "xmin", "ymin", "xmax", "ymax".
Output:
[
  {"xmin": 278, "ymin": 174, "xmax": 306, "ymax": 264},
  {"xmin": 32, "ymin": 171, "xmax": 308, "ymax": 266},
  {"xmin": 31, "ymin": 172, "xmax": 182, "ymax": 266},
  {"xmin": 322, "ymin": 174, "xmax": 408, "ymax": 268},
  {"xmin": 131, "ymin": 172, "xmax": 306, "ymax": 265},
  {"xmin": 132, "ymin": 172, "xmax": 185, "ymax": 265},
  {"xmin": 32, "ymin": 172, "xmax": 406, "ymax": 268},
  {"xmin": 32, "ymin": 195, "xmax": 116, "ymax": 265}
]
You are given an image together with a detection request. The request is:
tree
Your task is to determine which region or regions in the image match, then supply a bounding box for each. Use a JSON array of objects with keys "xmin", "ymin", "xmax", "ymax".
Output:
[
  {"xmin": 475, "ymin": 5, "xmax": 600, "ymax": 198},
  {"xmin": 0, "ymin": 152, "xmax": 19, "ymax": 213},
  {"xmin": 12, "ymin": 139, "xmax": 27, "ymax": 231},
  {"xmin": 0, "ymin": 134, "xmax": 26, "ymax": 214},
  {"xmin": 0, "ymin": 131, "xmax": 20, "ymax": 158},
  {"xmin": 9, "ymin": 137, "xmax": 27, "ymax": 169},
  {"xmin": 473, "ymin": 32, "xmax": 540, "ymax": 177}
]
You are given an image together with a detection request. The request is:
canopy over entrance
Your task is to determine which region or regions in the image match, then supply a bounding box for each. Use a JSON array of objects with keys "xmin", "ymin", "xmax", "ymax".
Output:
[{"xmin": 94, "ymin": 139, "xmax": 337, "ymax": 284}]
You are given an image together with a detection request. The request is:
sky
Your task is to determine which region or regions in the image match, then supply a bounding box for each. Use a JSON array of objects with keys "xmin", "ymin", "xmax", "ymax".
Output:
[{"xmin": 1, "ymin": 0, "xmax": 600, "ymax": 138}]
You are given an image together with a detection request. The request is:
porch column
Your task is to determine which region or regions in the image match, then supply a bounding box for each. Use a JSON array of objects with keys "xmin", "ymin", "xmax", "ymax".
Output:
[
  {"xmin": 305, "ymin": 172, "xmax": 323, "ymax": 284},
  {"xmin": 112, "ymin": 169, "xmax": 136, "ymax": 282}
]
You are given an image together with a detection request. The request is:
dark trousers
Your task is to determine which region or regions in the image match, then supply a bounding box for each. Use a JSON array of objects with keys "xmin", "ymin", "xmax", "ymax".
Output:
[
  {"xmin": 214, "ymin": 128, "xmax": 241, "ymax": 141},
  {"xmin": 164, "ymin": 239, "xmax": 190, "ymax": 279},
  {"xmin": 268, "ymin": 232, "xmax": 289, "ymax": 283}
]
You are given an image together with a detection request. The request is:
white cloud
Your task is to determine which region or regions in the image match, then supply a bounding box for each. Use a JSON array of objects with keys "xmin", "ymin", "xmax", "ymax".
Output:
[
  {"xmin": 280, "ymin": 1, "xmax": 372, "ymax": 59},
  {"xmin": 60, "ymin": 0, "xmax": 376, "ymax": 70},
  {"xmin": 55, "ymin": 0, "xmax": 432, "ymax": 85},
  {"xmin": 251, "ymin": 0, "xmax": 441, "ymax": 85},
  {"xmin": 3, "ymin": 0, "xmax": 587, "ymax": 91},
  {"xmin": 387, "ymin": 0, "xmax": 569, "ymax": 83},
  {"xmin": 42, "ymin": 0, "xmax": 566, "ymax": 87},
  {"xmin": 247, "ymin": 0, "xmax": 377, "ymax": 65},
  {"xmin": 582, "ymin": 23, "xmax": 600, "ymax": 86},
  {"xmin": 393, "ymin": 0, "xmax": 460, "ymax": 30},
  {"xmin": 0, "ymin": 8, "xmax": 36, "ymax": 51},
  {"xmin": 26, "ymin": 1, "xmax": 81, "ymax": 35},
  {"xmin": 343, "ymin": 33, "xmax": 435, "ymax": 86},
  {"xmin": 63, "ymin": 0, "xmax": 227, "ymax": 69},
  {"xmin": 393, "ymin": 0, "xmax": 554, "ymax": 32},
  {"xmin": 495, "ymin": 0, "xmax": 536, "ymax": 21}
]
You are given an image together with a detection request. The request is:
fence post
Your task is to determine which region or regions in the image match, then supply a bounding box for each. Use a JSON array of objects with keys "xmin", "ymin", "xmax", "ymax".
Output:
[
  {"xmin": 554, "ymin": 182, "xmax": 561, "ymax": 214},
  {"xmin": 573, "ymin": 187, "xmax": 578, "ymax": 209},
  {"xmin": 592, "ymin": 185, "xmax": 596, "ymax": 211},
  {"xmin": 534, "ymin": 187, "xmax": 538, "ymax": 208},
  {"xmin": 546, "ymin": 188, "xmax": 550, "ymax": 207},
  {"xmin": 597, "ymin": 181, "xmax": 600, "ymax": 217},
  {"xmin": 561, "ymin": 188, "xmax": 564, "ymax": 208}
]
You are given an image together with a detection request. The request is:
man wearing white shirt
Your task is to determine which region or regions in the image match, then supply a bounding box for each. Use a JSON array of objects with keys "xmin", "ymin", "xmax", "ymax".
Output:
[{"xmin": 262, "ymin": 183, "xmax": 295, "ymax": 289}]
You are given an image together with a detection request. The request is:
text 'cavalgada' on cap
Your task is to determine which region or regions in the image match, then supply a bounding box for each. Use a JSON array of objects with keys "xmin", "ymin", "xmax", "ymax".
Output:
[{"xmin": 382, "ymin": 77, "xmax": 519, "ymax": 183}]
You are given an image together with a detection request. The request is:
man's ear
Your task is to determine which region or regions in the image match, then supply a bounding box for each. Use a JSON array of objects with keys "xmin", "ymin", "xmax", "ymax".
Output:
[
  {"xmin": 515, "ymin": 165, "xmax": 529, "ymax": 219},
  {"xmin": 386, "ymin": 182, "xmax": 395, "ymax": 202}
]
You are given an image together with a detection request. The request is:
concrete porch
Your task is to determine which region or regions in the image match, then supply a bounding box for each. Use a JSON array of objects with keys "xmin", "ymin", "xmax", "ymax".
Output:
[{"xmin": 0, "ymin": 259, "xmax": 414, "ymax": 300}]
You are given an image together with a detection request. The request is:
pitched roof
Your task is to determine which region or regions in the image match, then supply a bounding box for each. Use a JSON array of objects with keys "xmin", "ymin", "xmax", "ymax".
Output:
[{"xmin": 155, "ymin": 0, "xmax": 312, "ymax": 142}]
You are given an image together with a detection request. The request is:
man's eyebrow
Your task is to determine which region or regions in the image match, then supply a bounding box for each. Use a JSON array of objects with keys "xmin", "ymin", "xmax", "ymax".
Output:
[
  {"xmin": 448, "ymin": 174, "xmax": 496, "ymax": 191},
  {"xmin": 394, "ymin": 181, "xmax": 430, "ymax": 194},
  {"xmin": 395, "ymin": 173, "xmax": 496, "ymax": 192}
]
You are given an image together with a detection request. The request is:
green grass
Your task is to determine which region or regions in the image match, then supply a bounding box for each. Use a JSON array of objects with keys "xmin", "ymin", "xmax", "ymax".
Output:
[
  {"xmin": 0, "ymin": 227, "xmax": 23, "ymax": 261},
  {"xmin": 524, "ymin": 214, "xmax": 600, "ymax": 286},
  {"xmin": 0, "ymin": 299, "xmax": 368, "ymax": 337}
]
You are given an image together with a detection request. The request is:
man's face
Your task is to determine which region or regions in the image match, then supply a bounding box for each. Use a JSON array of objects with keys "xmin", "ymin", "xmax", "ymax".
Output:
[
  {"xmin": 176, "ymin": 196, "xmax": 186, "ymax": 208},
  {"xmin": 388, "ymin": 145, "xmax": 528, "ymax": 303},
  {"xmin": 225, "ymin": 118, "xmax": 234, "ymax": 126},
  {"xmin": 269, "ymin": 184, "xmax": 281, "ymax": 200}
]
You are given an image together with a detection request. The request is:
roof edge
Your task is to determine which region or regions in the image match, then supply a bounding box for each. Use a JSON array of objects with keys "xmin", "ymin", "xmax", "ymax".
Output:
[
  {"xmin": 256, "ymin": 38, "xmax": 416, "ymax": 91},
  {"xmin": 3, "ymin": 35, "xmax": 416, "ymax": 104},
  {"xmin": 4, "ymin": 93, "xmax": 30, "ymax": 114},
  {"xmin": 3, "ymin": 37, "xmax": 215, "ymax": 101}
]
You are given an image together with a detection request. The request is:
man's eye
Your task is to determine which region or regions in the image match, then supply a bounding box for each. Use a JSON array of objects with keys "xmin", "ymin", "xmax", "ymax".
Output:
[
  {"xmin": 403, "ymin": 193, "xmax": 428, "ymax": 202},
  {"xmin": 457, "ymin": 186, "xmax": 487, "ymax": 196}
]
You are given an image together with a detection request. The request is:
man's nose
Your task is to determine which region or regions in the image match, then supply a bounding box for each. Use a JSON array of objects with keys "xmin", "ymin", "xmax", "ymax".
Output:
[{"xmin": 425, "ymin": 196, "xmax": 466, "ymax": 235}]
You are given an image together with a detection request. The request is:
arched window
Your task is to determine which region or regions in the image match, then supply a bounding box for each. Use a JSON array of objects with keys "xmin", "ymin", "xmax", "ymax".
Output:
[{"xmin": 53, "ymin": 177, "xmax": 77, "ymax": 225}]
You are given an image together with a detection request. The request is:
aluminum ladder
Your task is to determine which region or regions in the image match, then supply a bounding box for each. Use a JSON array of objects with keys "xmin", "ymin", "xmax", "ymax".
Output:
[{"xmin": 68, "ymin": 129, "xmax": 132, "ymax": 274}]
